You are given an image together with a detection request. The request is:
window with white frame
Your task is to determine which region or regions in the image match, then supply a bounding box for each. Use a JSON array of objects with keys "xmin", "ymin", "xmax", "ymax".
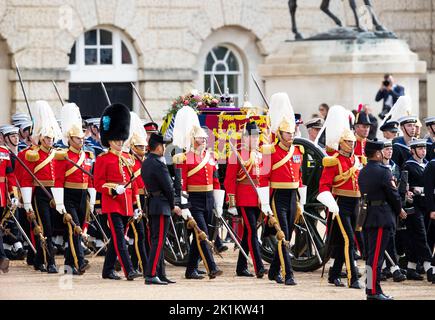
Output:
[
  {"xmin": 203, "ymin": 45, "xmax": 243, "ymax": 106},
  {"xmin": 68, "ymin": 28, "xmax": 137, "ymax": 83}
]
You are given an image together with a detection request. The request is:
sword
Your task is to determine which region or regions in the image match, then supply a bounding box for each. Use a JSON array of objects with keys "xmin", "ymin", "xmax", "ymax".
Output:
[
  {"xmin": 15, "ymin": 61, "xmax": 33, "ymax": 120},
  {"xmin": 250, "ymin": 73, "xmax": 270, "ymax": 110},
  {"xmin": 52, "ymin": 80, "xmax": 65, "ymax": 106},
  {"xmin": 8, "ymin": 205, "xmax": 37, "ymax": 254},
  {"xmin": 89, "ymin": 210, "xmax": 110, "ymax": 243},
  {"xmin": 170, "ymin": 216, "xmax": 184, "ymax": 260},
  {"xmin": 299, "ymin": 210, "xmax": 323, "ymax": 265},
  {"xmin": 101, "ymin": 82, "xmax": 112, "ymax": 105},
  {"xmin": 131, "ymin": 83, "xmax": 154, "ymax": 122}
]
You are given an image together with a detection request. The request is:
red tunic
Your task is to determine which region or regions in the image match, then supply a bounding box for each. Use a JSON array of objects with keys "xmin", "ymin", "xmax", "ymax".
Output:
[
  {"xmin": 319, "ymin": 151, "xmax": 361, "ymax": 198},
  {"xmin": 224, "ymin": 147, "xmax": 268, "ymax": 207},
  {"xmin": 175, "ymin": 149, "xmax": 220, "ymax": 193},
  {"xmin": 54, "ymin": 147, "xmax": 94, "ymax": 189},
  {"xmin": 18, "ymin": 145, "xmax": 56, "ymax": 188},
  {"xmin": 354, "ymin": 136, "xmax": 367, "ymax": 166},
  {"xmin": 0, "ymin": 146, "xmax": 17, "ymax": 207},
  {"xmin": 132, "ymin": 155, "xmax": 145, "ymax": 195},
  {"xmin": 268, "ymin": 142, "xmax": 303, "ymax": 190},
  {"xmin": 93, "ymin": 149, "xmax": 138, "ymax": 216}
]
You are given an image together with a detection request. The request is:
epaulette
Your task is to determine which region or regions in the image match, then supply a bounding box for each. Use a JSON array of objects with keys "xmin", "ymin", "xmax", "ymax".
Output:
[
  {"xmin": 25, "ymin": 147, "xmax": 40, "ymax": 162},
  {"xmin": 322, "ymin": 155, "xmax": 339, "ymax": 167},
  {"xmin": 54, "ymin": 149, "xmax": 68, "ymax": 161},
  {"xmin": 260, "ymin": 144, "xmax": 275, "ymax": 155},
  {"xmin": 85, "ymin": 150, "xmax": 95, "ymax": 159},
  {"xmin": 172, "ymin": 153, "xmax": 186, "ymax": 165},
  {"xmin": 296, "ymin": 144, "xmax": 305, "ymax": 154},
  {"xmin": 97, "ymin": 151, "xmax": 109, "ymax": 158}
]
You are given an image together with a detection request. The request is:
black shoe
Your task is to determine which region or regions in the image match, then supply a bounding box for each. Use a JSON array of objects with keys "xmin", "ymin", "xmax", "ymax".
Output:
[
  {"xmin": 127, "ymin": 271, "xmax": 142, "ymax": 281},
  {"xmin": 197, "ymin": 269, "xmax": 207, "ymax": 275},
  {"xmin": 102, "ymin": 271, "xmax": 121, "ymax": 280},
  {"xmin": 416, "ymin": 263, "xmax": 425, "ymax": 275},
  {"xmin": 14, "ymin": 248, "xmax": 27, "ymax": 260},
  {"xmin": 267, "ymin": 271, "xmax": 283, "ymax": 284},
  {"xmin": 285, "ymin": 277, "xmax": 297, "ymax": 286},
  {"xmin": 256, "ymin": 268, "xmax": 268, "ymax": 279},
  {"xmin": 34, "ymin": 264, "xmax": 47, "ymax": 272},
  {"xmin": 185, "ymin": 271, "xmax": 204, "ymax": 280},
  {"xmin": 209, "ymin": 269, "xmax": 223, "ymax": 279},
  {"xmin": 349, "ymin": 280, "xmax": 363, "ymax": 289},
  {"xmin": 145, "ymin": 276, "xmax": 168, "ymax": 285},
  {"xmin": 339, "ymin": 271, "xmax": 347, "ymax": 278},
  {"xmin": 328, "ymin": 278, "xmax": 345, "ymax": 287},
  {"xmin": 64, "ymin": 266, "xmax": 81, "ymax": 275},
  {"xmin": 407, "ymin": 269, "xmax": 424, "ymax": 280},
  {"xmin": 216, "ymin": 245, "xmax": 228, "ymax": 253},
  {"xmin": 47, "ymin": 264, "xmax": 58, "ymax": 274},
  {"xmin": 392, "ymin": 270, "xmax": 406, "ymax": 282},
  {"xmin": 427, "ymin": 269, "xmax": 434, "ymax": 282},
  {"xmin": 0, "ymin": 258, "xmax": 10, "ymax": 273},
  {"xmin": 26, "ymin": 255, "xmax": 34, "ymax": 266},
  {"xmin": 236, "ymin": 269, "xmax": 254, "ymax": 277},
  {"xmin": 382, "ymin": 268, "xmax": 393, "ymax": 279},
  {"xmin": 79, "ymin": 261, "xmax": 91, "ymax": 274},
  {"xmin": 160, "ymin": 276, "xmax": 176, "ymax": 284},
  {"xmin": 367, "ymin": 293, "xmax": 394, "ymax": 301}
]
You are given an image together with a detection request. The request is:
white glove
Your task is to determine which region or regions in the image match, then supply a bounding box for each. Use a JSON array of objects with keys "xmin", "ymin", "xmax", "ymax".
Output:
[
  {"xmin": 215, "ymin": 207, "xmax": 223, "ymax": 218},
  {"xmin": 11, "ymin": 198, "xmax": 19, "ymax": 208},
  {"xmin": 261, "ymin": 204, "xmax": 273, "ymax": 217},
  {"xmin": 23, "ymin": 203, "xmax": 33, "ymax": 212},
  {"xmin": 134, "ymin": 209, "xmax": 142, "ymax": 220},
  {"xmin": 88, "ymin": 188, "xmax": 96, "ymax": 213},
  {"xmin": 317, "ymin": 191, "xmax": 339, "ymax": 214},
  {"xmin": 115, "ymin": 185, "xmax": 126, "ymax": 195},
  {"xmin": 56, "ymin": 204, "xmax": 66, "ymax": 215},
  {"xmin": 331, "ymin": 211, "xmax": 339, "ymax": 220},
  {"xmin": 181, "ymin": 208, "xmax": 191, "ymax": 220},
  {"xmin": 227, "ymin": 207, "xmax": 238, "ymax": 216}
]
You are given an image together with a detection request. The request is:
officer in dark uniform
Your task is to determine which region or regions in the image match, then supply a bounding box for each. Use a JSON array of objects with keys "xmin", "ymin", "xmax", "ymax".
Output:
[
  {"xmin": 379, "ymin": 120, "xmax": 399, "ymax": 141},
  {"xmin": 392, "ymin": 116, "xmax": 417, "ymax": 169},
  {"xmin": 358, "ymin": 140, "xmax": 405, "ymax": 300},
  {"xmin": 141, "ymin": 133, "xmax": 182, "ymax": 285},
  {"xmin": 423, "ymin": 158, "xmax": 435, "ymax": 284},
  {"xmin": 402, "ymin": 139, "xmax": 433, "ymax": 281}
]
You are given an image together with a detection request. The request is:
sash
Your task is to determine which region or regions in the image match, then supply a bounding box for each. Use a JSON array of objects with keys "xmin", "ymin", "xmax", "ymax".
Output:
[
  {"xmin": 187, "ymin": 152, "xmax": 210, "ymax": 178},
  {"xmin": 272, "ymin": 145, "xmax": 295, "ymax": 171},
  {"xmin": 34, "ymin": 151, "xmax": 55, "ymax": 174},
  {"xmin": 65, "ymin": 151, "xmax": 86, "ymax": 177}
]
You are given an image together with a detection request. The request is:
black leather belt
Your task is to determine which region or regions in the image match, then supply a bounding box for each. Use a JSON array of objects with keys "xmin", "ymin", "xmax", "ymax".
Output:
[
  {"xmin": 150, "ymin": 191, "xmax": 162, "ymax": 197},
  {"xmin": 368, "ymin": 200, "xmax": 387, "ymax": 206}
]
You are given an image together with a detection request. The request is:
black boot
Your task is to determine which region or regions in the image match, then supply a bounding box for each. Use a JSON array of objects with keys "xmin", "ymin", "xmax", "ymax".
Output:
[
  {"xmin": 392, "ymin": 270, "xmax": 407, "ymax": 282},
  {"xmin": 407, "ymin": 269, "xmax": 424, "ymax": 280}
]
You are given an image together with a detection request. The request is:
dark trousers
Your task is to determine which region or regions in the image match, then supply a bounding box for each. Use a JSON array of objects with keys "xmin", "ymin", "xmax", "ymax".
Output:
[
  {"xmin": 384, "ymin": 227, "xmax": 399, "ymax": 267},
  {"xmin": 237, "ymin": 206, "xmax": 264, "ymax": 274},
  {"xmin": 128, "ymin": 218, "xmax": 148, "ymax": 273},
  {"xmin": 1, "ymin": 205, "xmax": 22, "ymax": 246},
  {"xmin": 18, "ymin": 207, "xmax": 34, "ymax": 264},
  {"xmin": 269, "ymin": 189, "xmax": 297, "ymax": 280},
  {"xmin": 140, "ymin": 194, "xmax": 151, "ymax": 254},
  {"xmin": 187, "ymin": 192, "xmax": 217, "ymax": 274},
  {"xmin": 102, "ymin": 213, "xmax": 134, "ymax": 277},
  {"xmin": 32, "ymin": 187, "xmax": 56, "ymax": 266},
  {"xmin": 328, "ymin": 197, "xmax": 358, "ymax": 284},
  {"xmin": 404, "ymin": 207, "xmax": 432, "ymax": 264},
  {"xmin": 145, "ymin": 214, "xmax": 169, "ymax": 277},
  {"xmin": 424, "ymin": 212, "xmax": 435, "ymax": 251},
  {"xmin": 366, "ymin": 227, "xmax": 390, "ymax": 295},
  {"xmin": 63, "ymin": 188, "xmax": 87, "ymax": 268},
  {"xmin": 0, "ymin": 208, "xmax": 6, "ymax": 259}
]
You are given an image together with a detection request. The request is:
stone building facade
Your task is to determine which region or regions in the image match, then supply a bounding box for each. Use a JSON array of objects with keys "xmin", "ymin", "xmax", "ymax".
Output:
[{"xmin": 0, "ymin": 0, "xmax": 433, "ymax": 124}]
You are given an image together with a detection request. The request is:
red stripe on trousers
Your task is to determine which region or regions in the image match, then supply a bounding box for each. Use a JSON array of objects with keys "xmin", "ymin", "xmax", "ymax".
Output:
[
  {"xmin": 107, "ymin": 214, "xmax": 128, "ymax": 277},
  {"xmin": 152, "ymin": 215, "xmax": 164, "ymax": 276},
  {"xmin": 354, "ymin": 234, "xmax": 361, "ymax": 253},
  {"xmin": 30, "ymin": 225, "xmax": 36, "ymax": 247},
  {"xmin": 372, "ymin": 227, "xmax": 383, "ymax": 295},
  {"xmin": 240, "ymin": 207, "xmax": 257, "ymax": 273},
  {"xmin": 146, "ymin": 225, "xmax": 151, "ymax": 247}
]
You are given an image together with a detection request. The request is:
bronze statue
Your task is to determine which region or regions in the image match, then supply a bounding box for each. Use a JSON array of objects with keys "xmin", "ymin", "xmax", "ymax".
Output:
[{"xmin": 289, "ymin": 0, "xmax": 387, "ymax": 40}]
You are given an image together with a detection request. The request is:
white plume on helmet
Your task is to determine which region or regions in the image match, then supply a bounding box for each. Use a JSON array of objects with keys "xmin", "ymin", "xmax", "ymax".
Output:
[
  {"xmin": 126, "ymin": 111, "xmax": 148, "ymax": 150},
  {"xmin": 315, "ymin": 105, "xmax": 352, "ymax": 151},
  {"xmin": 172, "ymin": 106, "xmax": 206, "ymax": 150},
  {"xmin": 30, "ymin": 100, "xmax": 62, "ymax": 143},
  {"xmin": 269, "ymin": 92, "xmax": 296, "ymax": 134},
  {"xmin": 60, "ymin": 103, "xmax": 83, "ymax": 146},
  {"xmin": 380, "ymin": 95, "xmax": 412, "ymax": 126}
]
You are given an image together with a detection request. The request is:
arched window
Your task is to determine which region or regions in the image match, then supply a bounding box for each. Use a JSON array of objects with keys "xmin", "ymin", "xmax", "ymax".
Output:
[
  {"xmin": 203, "ymin": 45, "xmax": 243, "ymax": 106},
  {"xmin": 67, "ymin": 28, "xmax": 138, "ymax": 117}
]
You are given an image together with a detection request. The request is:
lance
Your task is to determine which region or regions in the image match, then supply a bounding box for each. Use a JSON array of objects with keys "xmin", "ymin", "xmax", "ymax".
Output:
[
  {"xmin": 100, "ymin": 82, "xmax": 112, "ymax": 105},
  {"xmin": 52, "ymin": 80, "xmax": 65, "ymax": 106},
  {"xmin": 15, "ymin": 61, "xmax": 33, "ymax": 124},
  {"xmin": 131, "ymin": 83, "xmax": 155, "ymax": 123},
  {"xmin": 250, "ymin": 73, "xmax": 270, "ymax": 110}
]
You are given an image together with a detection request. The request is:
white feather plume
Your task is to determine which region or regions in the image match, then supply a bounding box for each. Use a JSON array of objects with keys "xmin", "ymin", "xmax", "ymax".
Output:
[
  {"xmin": 269, "ymin": 92, "xmax": 296, "ymax": 133},
  {"xmin": 60, "ymin": 103, "xmax": 82, "ymax": 145},
  {"xmin": 380, "ymin": 95, "xmax": 412, "ymax": 127},
  {"xmin": 315, "ymin": 105, "xmax": 349, "ymax": 151},
  {"xmin": 30, "ymin": 100, "xmax": 62, "ymax": 143},
  {"xmin": 172, "ymin": 106, "xmax": 201, "ymax": 150},
  {"xmin": 125, "ymin": 111, "xmax": 148, "ymax": 150}
]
